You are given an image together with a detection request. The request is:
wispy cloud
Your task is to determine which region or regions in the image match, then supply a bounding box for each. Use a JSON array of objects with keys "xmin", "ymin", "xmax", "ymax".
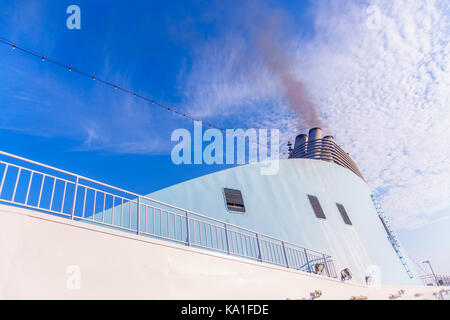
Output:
[
  {"xmin": 178, "ymin": 0, "xmax": 450, "ymax": 230},
  {"xmin": 0, "ymin": 56, "xmax": 171, "ymax": 154}
]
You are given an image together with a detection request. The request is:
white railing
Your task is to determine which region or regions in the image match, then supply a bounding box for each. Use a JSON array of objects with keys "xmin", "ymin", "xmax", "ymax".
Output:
[{"xmin": 0, "ymin": 150, "xmax": 337, "ymax": 278}]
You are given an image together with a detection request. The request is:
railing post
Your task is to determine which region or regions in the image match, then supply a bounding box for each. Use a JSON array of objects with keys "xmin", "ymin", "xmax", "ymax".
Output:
[
  {"xmin": 304, "ymin": 248, "xmax": 311, "ymax": 273},
  {"xmin": 255, "ymin": 233, "xmax": 262, "ymax": 262},
  {"xmin": 224, "ymin": 223, "xmax": 230, "ymax": 255},
  {"xmin": 71, "ymin": 176, "xmax": 79, "ymax": 220},
  {"xmin": 136, "ymin": 197, "xmax": 140, "ymax": 235},
  {"xmin": 185, "ymin": 211, "xmax": 190, "ymax": 246},
  {"xmin": 323, "ymin": 254, "xmax": 331, "ymax": 277},
  {"xmin": 282, "ymin": 241, "xmax": 289, "ymax": 268}
]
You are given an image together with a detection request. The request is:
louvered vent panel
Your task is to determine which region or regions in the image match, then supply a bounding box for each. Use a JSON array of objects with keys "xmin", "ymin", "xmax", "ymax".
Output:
[
  {"xmin": 336, "ymin": 203, "xmax": 352, "ymax": 225},
  {"xmin": 307, "ymin": 195, "xmax": 326, "ymax": 219},
  {"xmin": 224, "ymin": 188, "xmax": 245, "ymax": 212}
]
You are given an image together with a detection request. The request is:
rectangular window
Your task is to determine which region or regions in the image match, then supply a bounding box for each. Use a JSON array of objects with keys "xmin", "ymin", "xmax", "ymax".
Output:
[
  {"xmin": 307, "ymin": 195, "xmax": 326, "ymax": 219},
  {"xmin": 223, "ymin": 188, "xmax": 245, "ymax": 212},
  {"xmin": 336, "ymin": 203, "xmax": 352, "ymax": 225}
]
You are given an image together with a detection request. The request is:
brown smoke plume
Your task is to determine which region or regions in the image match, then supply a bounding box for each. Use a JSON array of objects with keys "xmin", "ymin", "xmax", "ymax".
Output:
[{"xmin": 250, "ymin": 13, "xmax": 323, "ymax": 128}]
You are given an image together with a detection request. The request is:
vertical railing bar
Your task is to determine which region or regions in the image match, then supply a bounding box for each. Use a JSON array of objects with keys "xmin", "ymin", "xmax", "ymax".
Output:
[
  {"xmin": 81, "ymin": 187, "xmax": 87, "ymax": 218},
  {"xmin": 11, "ymin": 167, "xmax": 22, "ymax": 202},
  {"xmin": 266, "ymin": 241, "xmax": 272, "ymax": 262},
  {"xmin": 25, "ymin": 171, "xmax": 34, "ymax": 205},
  {"xmin": 71, "ymin": 177, "xmax": 79, "ymax": 220},
  {"xmin": 60, "ymin": 180, "xmax": 67, "ymax": 213},
  {"xmin": 323, "ymin": 254, "xmax": 331, "ymax": 277},
  {"xmin": 204, "ymin": 223, "xmax": 208, "ymax": 247},
  {"xmin": 293, "ymin": 249, "xmax": 299, "ymax": 269},
  {"xmin": 92, "ymin": 190, "xmax": 97, "ymax": 221},
  {"xmin": 304, "ymin": 248, "xmax": 311, "ymax": 273},
  {"xmin": 152, "ymin": 207, "xmax": 155, "ymax": 234},
  {"xmin": 262, "ymin": 240, "xmax": 267, "ymax": 262},
  {"xmin": 174, "ymin": 214, "xmax": 178, "ymax": 240},
  {"xmin": 170, "ymin": 211, "xmax": 173, "ymax": 238},
  {"xmin": 282, "ymin": 241, "xmax": 289, "ymax": 268},
  {"xmin": 278, "ymin": 244, "xmax": 283, "ymax": 265},
  {"xmin": 198, "ymin": 220, "xmax": 202, "ymax": 245},
  {"xmin": 270, "ymin": 242, "xmax": 276, "ymax": 263},
  {"xmin": 239, "ymin": 232, "xmax": 244, "ymax": 256},
  {"xmin": 267, "ymin": 242, "xmax": 275, "ymax": 262},
  {"xmin": 208, "ymin": 224, "xmax": 212, "ymax": 248},
  {"xmin": 167, "ymin": 210, "xmax": 169, "ymax": 238},
  {"xmin": 120, "ymin": 198, "xmax": 124, "ymax": 227},
  {"xmin": 145, "ymin": 204, "xmax": 148, "ymax": 233},
  {"xmin": 48, "ymin": 177, "xmax": 56, "ymax": 210},
  {"xmin": 37, "ymin": 174, "xmax": 45, "ymax": 208},
  {"xmin": 58, "ymin": 180, "xmax": 67, "ymax": 213},
  {"xmin": 111, "ymin": 196, "xmax": 115, "ymax": 225},
  {"xmin": 224, "ymin": 223, "xmax": 230, "ymax": 255},
  {"xmin": 260, "ymin": 240, "xmax": 265, "ymax": 262},
  {"xmin": 214, "ymin": 225, "xmax": 218, "ymax": 250},
  {"xmin": 102, "ymin": 193, "xmax": 106, "ymax": 222},
  {"xmin": 290, "ymin": 248, "xmax": 296, "ymax": 268},
  {"xmin": 178, "ymin": 214, "xmax": 181, "ymax": 241},
  {"xmin": 159, "ymin": 210, "xmax": 162, "ymax": 236},
  {"xmin": 285, "ymin": 247, "xmax": 290, "ymax": 266},
  {"xmin": 256, "ymin": 233, "xmax": 262, "ymax": 262},
  {"xmin": 233, "ymin": 232, "xmax": 237, "ymax": 254},
  {"xmin": 220, "ymin": 227, "xmax": 225, "ymax": 251},
  {"xmin": 191, "ymin": 219, "xmax": 196, "ymax": 243},
  {"xmin": 0, "ymin": 164, "xmax": 8, "ymax": 196},
  {"xmin": 272, "ymin": 243, "xmax": 278, "ymax": 264},
  {"xmin": 137, "ymin": 197, "xmax": 140, "ymax": 234},
  {"xmin": 244, "ymin": 235, "xmax": 250, "ymax": 257},
  {"xmin": 129, "ymin": 199, "xmax": 132, "ymax": 228},
  {"xmin": 249, "ymin": 237, "xmax": 255, "ymax": 258}
]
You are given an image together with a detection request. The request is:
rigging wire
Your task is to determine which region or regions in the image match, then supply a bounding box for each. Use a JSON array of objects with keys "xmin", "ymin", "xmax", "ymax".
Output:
[
  {"xmin": 408, "ymin": 255, "xmax": 429, "ymax": 275},
  {"xmin": 0, "ymin": 37, "xmax": 287, "ymax": 156}
]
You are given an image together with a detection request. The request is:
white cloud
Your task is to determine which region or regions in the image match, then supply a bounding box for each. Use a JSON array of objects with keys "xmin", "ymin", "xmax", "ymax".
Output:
[
  {"xmin": 180, "ymin": 0, "xmax": 450, "ymax": 230},
  {"xmin": 300, "ymin": 0, "xmax": 450, "ymax": 230}
]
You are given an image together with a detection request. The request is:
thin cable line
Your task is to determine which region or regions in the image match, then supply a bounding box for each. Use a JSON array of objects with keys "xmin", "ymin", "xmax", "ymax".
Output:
[{"xmin": 0, "ymin": 37, "xmax": 286, "ymax": 155}]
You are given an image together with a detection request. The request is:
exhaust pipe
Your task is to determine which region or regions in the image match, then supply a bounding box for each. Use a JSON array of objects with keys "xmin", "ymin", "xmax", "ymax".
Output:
[
  {"xmin": 293, "ymin": 134, "xmax": 308, "ymax": 157},
  {"xmin": 308, "ymin": 127, "xmax": 322, "ymax": 158},
  {"xmin": 322, "ymin": 135, "xmax": 334, "ymax": 162}
]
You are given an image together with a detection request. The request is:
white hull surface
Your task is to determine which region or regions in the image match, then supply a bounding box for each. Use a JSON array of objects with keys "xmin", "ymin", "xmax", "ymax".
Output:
[{"xmin": 0, "ymin": 204, "xmax": 446, "ymax": 300}]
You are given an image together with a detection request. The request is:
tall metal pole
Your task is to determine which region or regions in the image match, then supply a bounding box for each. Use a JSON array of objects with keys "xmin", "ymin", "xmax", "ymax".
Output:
[{"xmin": 423, "ymin": 260, "xmax": 439, "ymax": 286}]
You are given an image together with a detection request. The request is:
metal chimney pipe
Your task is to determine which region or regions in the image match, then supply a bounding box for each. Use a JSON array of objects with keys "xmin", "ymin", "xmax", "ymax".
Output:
[
  {"xmin": 322, "ymin": 135, "xmax": 334, "ymax": 162},
  {"xmin": 293, "ymin": 134, "xmax": 308, "ymax": 157},
  {"xmin": 308, "ymin": 127, "xmax": 322, "ymax": 158}
]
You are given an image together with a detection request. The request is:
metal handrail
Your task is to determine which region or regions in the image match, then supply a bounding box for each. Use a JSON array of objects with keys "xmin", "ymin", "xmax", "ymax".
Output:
[
  {"xmin": 421, "ymin": 274, "xmax": 450, "ymax": 286},
  {"xmin": 290, "ymin": 139, "xmax": 365, "ymax": 180},
  {"xmin": 0, "ymin": 150, "xmax": 337, "ymax": 278}
]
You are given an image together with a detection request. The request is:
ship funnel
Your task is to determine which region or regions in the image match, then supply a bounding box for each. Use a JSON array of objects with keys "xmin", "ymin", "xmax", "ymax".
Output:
[
  {"xmin": 289, "ymin": 127, "xmax": 365, "ymax": 180},
  {"xmin": 322, "ymin": 135, "xmax": 334, "ymax": 162},
  {"xmin": 293, "ymin": 134, "xmax": 308, "ymax": 157},
  {"xmin": 308, "ymin": 127, "xmax": 322, "ymax": 159}
]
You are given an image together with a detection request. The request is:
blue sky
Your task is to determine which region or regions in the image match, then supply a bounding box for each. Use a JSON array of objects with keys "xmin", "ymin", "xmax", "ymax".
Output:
[{"xmin": 0, "ymin": 0, "xmax": 449, "ymax": 274}]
